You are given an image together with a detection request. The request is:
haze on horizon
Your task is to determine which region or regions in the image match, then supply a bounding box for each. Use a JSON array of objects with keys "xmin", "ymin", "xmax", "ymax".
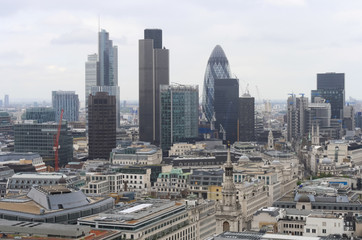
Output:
[{"xmin": 1, "ymin": 0, "xmax": 362, "ymax": 103}]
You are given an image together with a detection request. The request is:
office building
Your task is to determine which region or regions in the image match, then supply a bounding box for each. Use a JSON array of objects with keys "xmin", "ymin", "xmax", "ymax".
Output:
[
  {"xmin": 14, "ymin": 121, "xmax": 73, "ymax": 167},
  {"xmin": 85, "ymin": 53, "xmax": 99, "ymax": 109},
  {"xmin": 202, "ymin": 45, "xmax": 232, "ymax": 126},
  {"xmin": 4, "ymin": 95, "xmax": 9, "ymax": 108},
  {"xmin": 0, "ymin": 111, "xmax": 12, "ymax": 136},
  {"xmin": 52, "ymin": 91, "xmax": 79, "ymax": 122},
  {"xmin": 25, "ymin": 107, "xmax": 55, "ymax": 123},
  {"xmin": 238, "ymin": 92, "xmax": 255, "ymax": 142},
  {"xmin": 139, "ymin": 29, "xmax": 169, "ymax": 145},
  {"xmin": 88, "ymin": 92, "xmax": 116, "ymax": 160},
  {"xmin": 78, "ymin": 199, "xmax": 216, "ymax": 240},
  {"xmin": 287, "ymin": 95, "xmax": 308, "ymax": 142},
  {"xmin": 160, "ymin": 84, "xmax": 199, "ymax": 151},
  {"xmin": 311, "ymin": 72, "xmax": 345, "ymax": 119},
  {"xmin": 214, "ymin": 78, "xmax": 239, "ymax": 143},
  {"xmin": 0, "ymin": 185, "xmax": 113, "ymax": 224}
]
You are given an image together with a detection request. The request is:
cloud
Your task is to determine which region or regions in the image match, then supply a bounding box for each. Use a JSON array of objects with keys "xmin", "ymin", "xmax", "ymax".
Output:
[{"xmin": 51, "ymin": 28, "xmax": 96, "ymax": 45}]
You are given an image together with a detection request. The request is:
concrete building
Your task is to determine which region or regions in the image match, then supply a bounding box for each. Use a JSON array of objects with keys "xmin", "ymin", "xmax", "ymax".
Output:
[
  {"xmin": 0, "ymin": 111, "xmax": 12, "ymax": 136},
  {"xmin": 78, "ymin": 199, "xmax": 216, "ymax": 240},
  {"xmin": 52, "ymin": 90, "xmax": 79, "ymax": 122},
  {"xmin": 160, "ymin": 84, "xmax": 199, "ymax": 152},
  {"xmin": 0, "ymin": 152, "xmax": 46, "ymax": 172},
  {"xmin": 169, "ymin": 142, "xmax": 206, "ymax": 156},
  {"xmin": 88, "ymin": 92, "xmax": 116, "ymax": 160},
  {"xmin": 139, "ymin": 28, "xmax": 169, "ymax": 145},
  {"xmin": 111, "ymin": 142, "xmax": 162, "ymax": 165},
  {"xmin": 304, "ymin": 214, "xmax": 344, "ymax": 237},
  {"xmin": 251, "ymin": 207, "xmax": 285, "ymax": 233},
  {"xmin": 287, "ymin": 94, "xmax": 308, "ymax": 142},
  {"xmin": 14, "ymin": 121, "xmax": 73, "ymax": 167},
  {"xmin": 189, "ymin": 168, "xmax": 223, "ymax": 199},
  {"xmin": 154, "ymin": 168, "xmax": 190, "ymax": 198}
]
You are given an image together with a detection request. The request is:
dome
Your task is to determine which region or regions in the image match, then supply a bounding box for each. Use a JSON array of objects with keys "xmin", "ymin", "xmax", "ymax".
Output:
[
  {"xmin": 298, "ymin": 194, "xmax": 311, "ymax": 202},
  {"xmin": 321, "ymin": 157, "xmax": 332, "ymax": 164},
  {"xmin": 238, "ymin": 155, "xmax": 249, "ymax": 163}
]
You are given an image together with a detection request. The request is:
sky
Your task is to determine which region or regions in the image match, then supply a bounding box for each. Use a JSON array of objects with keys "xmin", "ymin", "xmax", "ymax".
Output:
[{"xmin": 1, "ymin": 0, "xmax": 362, "ymax": 104}]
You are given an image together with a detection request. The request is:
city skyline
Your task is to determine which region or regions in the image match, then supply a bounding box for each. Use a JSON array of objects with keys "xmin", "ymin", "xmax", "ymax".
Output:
[{"xmin": 2, "ymin": 0, "xmax": 362, "ymax": 102}]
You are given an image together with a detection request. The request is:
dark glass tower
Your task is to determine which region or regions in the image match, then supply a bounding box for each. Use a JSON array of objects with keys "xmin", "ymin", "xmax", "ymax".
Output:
[
  {"xmin": 312, "ymin": 73, "xmax": 345, "ymax": 119},
  {"xmin": 139, "ymin": 29, "xmax": 169, "ymax": 145},
  {"xmin": 238, "ymin": 93, "xmax": 255, "ymax": 141},
  {"xmin": 202, "ymin": 45, "xmax": 232, "ymax": 126},
  {"xmin": 88, "ymin": 92, "xmax": 116, "ymax": 160},
  {"xmin": 214, "ymin": 78, "xmax": 239, "ymax": 144}
]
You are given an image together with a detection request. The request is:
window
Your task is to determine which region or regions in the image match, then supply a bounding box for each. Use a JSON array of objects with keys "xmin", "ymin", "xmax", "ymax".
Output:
[
  {"xmin": 322, "ymin": 229, "xmax": 326, "ymax": 233},
  {"xmin": 312, "ymin": 229, "xmax": 316, "ymax": 233},
  {"xmin": 306, "ymin": 229, "xmax": 310, "ymax": 233}
]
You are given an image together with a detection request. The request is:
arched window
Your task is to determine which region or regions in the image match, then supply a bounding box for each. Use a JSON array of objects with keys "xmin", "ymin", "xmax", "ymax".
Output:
[{"xmin": 223, "ymin": 221, "xmax": 230, "ymax": 232}]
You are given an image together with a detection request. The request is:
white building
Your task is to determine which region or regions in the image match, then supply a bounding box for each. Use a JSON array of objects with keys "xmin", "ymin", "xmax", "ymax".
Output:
[{"xmin": 304, "ymin": 214, "xmax": 344, "ymax": 237}]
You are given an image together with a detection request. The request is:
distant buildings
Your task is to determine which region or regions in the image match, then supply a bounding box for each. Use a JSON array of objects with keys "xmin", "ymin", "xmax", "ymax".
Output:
[
  {"xmin": 160, "ymin": 84, "xmax": 199, "ymax": 152},
  {"xmin": 0, "ymin": 111, "xmax": 12, "ymax": 136},
  {"xmin": 88, "ymin": 92, "xmax": 116, "ymax": 160},
  {"xmin": 14, "ymin": 121, "xmax": 73, "ymax": 167},
  {"xmin": 312, "ymin": 72, "xmax": 345, "ymax": 119},
  {"xmin": 139, "ymin": 29, "xmax": 169, "ymax": 145},
  {"xmin": 25, "ymin": 107, "xmax": 55, "ymax": 123},
  {"xmin": 4, "ymin": 95, "xmax": 9, "ymax": 108},
  {"xmin": 214, "ymin": 78, "xmax": 239, "ymax": 143},
  {"xmin": 52, "ymin": 91, "xmax": 79, "ymax": 122},
  {"xmin": 202, "ymin": 45, "xmax": 232, "ymax": 126},
  {"xmin": 85, "ymin": 53, "xmax": 99, "ymax": 111}
]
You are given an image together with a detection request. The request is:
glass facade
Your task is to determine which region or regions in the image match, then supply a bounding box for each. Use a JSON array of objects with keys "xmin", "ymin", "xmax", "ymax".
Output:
[
  {"xmin": 202, "ymin": 45, "xmax": 232, "ymax": 124},
  {"xmin": 160, "ymin": 85, "xmax": 199, "ymax": 151},
  {"xmin": 14, "ymin": 122, "xmax": 73, "ymax": 167},
  {"xmin": 52, "ymin": 91, "xmax": 79, "ymax": 122},
  {"xmin": 25, "ymin": 107, "xmax": 55, "ymax": 123}
]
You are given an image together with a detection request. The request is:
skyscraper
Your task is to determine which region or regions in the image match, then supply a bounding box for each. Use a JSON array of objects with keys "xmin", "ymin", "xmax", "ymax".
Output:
[
  {"xmin": 214, "ymin": 78, "xmax": 239, "ymax": 144},
  {"xmin": 52, "ymin": 91, "xmax": 79, "ymax": 122},
  {"xmin": 312, "ymin": 72, "xmax": 345, "ymax": 119},
  {"xmin": 88, "ymin": 92, "xmax": 116, "ymax": 160},
  {"xmin": 160, "ymin": 84, "xmax": 199, "ymax": 152},
  {"xmin": 85, "ymin": 30, "xmax": 120, "ymax": 128},
  {"xmin": 139, "ymin": 29, "xmax": 169, "ymax": 144},
  {"xmin": 4, "ymin": 95, "xmax": 9, "ymax": 108},
  {"xmin": 287, "ymin": 95, "xmax": 308, "ymax": 142},
  {"xmin": 238, "ymin": 92, "xmax": 255, "ymax": 142},
  {"xmin": 202, "ymin": 45, "xmax": 232, "ymax": 126}
]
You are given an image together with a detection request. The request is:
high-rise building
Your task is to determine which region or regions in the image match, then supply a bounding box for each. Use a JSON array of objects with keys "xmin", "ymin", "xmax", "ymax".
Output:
[
  {"xmin": 238, "ymin": 92, "xmax": 255, "ymax": 142},
  {"xmin": 4, "ymin": 95, "xmax": 9, "ymax": 108},
  {"xmin": 287, "ymin": 95, "xmax": 308, "ymax": 142},
  {"xmin": 14, "ymin": 121, "xmax": 73, "ymax": 167},
  {"xmin": 85, "ymin": 30, "xmax": 120, "ymax": 129},
  {"xmin": 202, "ymin": 45, "xmax": 232, "ymax": 126},
  {"xmin": 85, "ymin": 53, "xmax": 99, "ymax": 106},
  {"xmin": 98, "ymin": 30, "xmax": 118, "ymax": 87},
  {"xmin": 88, "ymin": 92, "xmax": 116, "ymax": 160},
  {"xmin": 311, "ymin": 73, "xmax": 345, "ymax": 119},
  {"xmin": 0, "ymin": 111, "xmax": 12, "ymax": 136},
  {"xmin": 160, "ymin": 84, "xmax": 199, "ymax": 152},
  {"xmin": 214, "ymin": 78, "xmax": 239, "ymax": 144},
  {"xmin": 52, "ymin": 91, "xmax": 79, "ymax": 122},
  {"xmin": 25, "ymin": 107, "xmax": 55, "ymax": 123},
  {"xmin": 139, "ymin": 29, "xmax": 169, "ymax": 144}
]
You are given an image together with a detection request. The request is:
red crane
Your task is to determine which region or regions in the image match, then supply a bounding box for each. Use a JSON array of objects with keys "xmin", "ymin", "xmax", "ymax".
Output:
[{"xmin": 53, "ymin": 109, "xmax": 64, "ymax": 171}]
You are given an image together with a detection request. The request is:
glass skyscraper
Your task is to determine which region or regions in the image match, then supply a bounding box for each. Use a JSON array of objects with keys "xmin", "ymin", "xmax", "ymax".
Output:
[
  {"xmin": 202, "ymin": 45, "xmax": 232, "ymax": 125},
  {"xmin": 160, "ymin": 84, "xmax": 199, "ymax": 152},
  {"xmin": 52, "ymin": 91, "xmax": 79, "ymax": 122}
]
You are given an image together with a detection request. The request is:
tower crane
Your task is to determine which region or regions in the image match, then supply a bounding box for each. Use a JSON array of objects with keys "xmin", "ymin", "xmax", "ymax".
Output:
[{"xmin": 53, "ymin": 109, "xmax": 64, "ymax": 171}]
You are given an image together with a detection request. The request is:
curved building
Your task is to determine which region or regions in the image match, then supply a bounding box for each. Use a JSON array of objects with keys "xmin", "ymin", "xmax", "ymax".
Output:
[{"xmin": 202, "ymin": 45, "xmax": 232, "ymax": 124}]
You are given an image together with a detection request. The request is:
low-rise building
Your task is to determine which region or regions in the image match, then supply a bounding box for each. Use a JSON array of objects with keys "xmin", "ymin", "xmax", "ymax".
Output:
[
  {"xmin": 304, "ymin": 214, "xmax": 344, "ymax": 237},
  {"xmin": 154, "ymin": 168, "xmax": 190, "ymax": 198},
  {"xmin": 78, "ymin": 199, "xmax": 216, "ymax": 240},
  {"xmin": 189, "ymin": 168, "xmax": 223, "ymax": 199}
]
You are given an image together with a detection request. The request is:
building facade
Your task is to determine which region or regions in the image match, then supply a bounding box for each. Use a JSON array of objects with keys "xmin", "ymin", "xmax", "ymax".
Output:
[
  {"xmin": 88, "ymin": 92, "xmax": 116, "ymax": 160},
  {"xmin": 238, "ymin": 93, "xmax": 255, "ymax": 142},
  {"xmin": 25, "ymin": 107, "xmax": 55, "ymax": 123},
  {"xmin": 14, "ymin": 121, "xmax": 73, "ymax": 167},
  {"xmin": 214, "ymin": 78, "xmax": 239, "ymax": 143},
  {"xmin": 52, "ymin": 91, "xmax": 79, "ymax": 122},
  {"xmin": 202, "ymin": 45, "xmax": 232, "ymax": 126},
  {"xmin": 160, "ymin": 84, "xmax": 199, "ymax": 152},
  {"xmin": 139, "ymin": 28, "xmax": 169, "ymax": 145}
]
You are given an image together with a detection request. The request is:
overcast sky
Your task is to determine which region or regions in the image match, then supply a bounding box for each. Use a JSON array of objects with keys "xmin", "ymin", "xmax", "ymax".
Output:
[{"xmin": 1, "ymin": 0, "xmax": 362, "ymax": 104}]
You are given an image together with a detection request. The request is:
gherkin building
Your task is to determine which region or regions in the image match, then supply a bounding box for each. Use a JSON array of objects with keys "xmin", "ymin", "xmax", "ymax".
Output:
[{"xmin": 202, "ymin": 45, "xmax": 232, "ymax": 124}]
